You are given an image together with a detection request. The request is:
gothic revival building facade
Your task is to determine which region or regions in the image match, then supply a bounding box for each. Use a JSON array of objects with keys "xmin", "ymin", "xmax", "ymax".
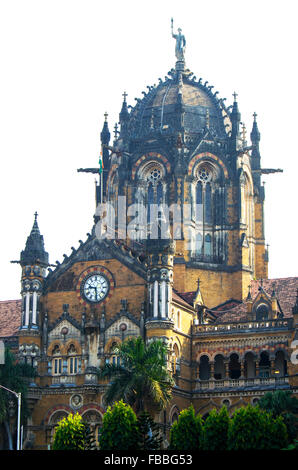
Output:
[{"xmin": 1, "ymin": 28, "xmax": 298, "ymax": 449}]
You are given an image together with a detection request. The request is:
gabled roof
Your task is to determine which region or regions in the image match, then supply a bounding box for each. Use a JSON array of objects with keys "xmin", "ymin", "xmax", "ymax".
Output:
[{"xmin": 210, "ymin": 277, "xmax": 298, "ymax": 323}]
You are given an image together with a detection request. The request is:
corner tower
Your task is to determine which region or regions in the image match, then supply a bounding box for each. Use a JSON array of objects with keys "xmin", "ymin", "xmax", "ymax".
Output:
[{"xmin": 19, "ymin": 212, "xmax": 49, "ymax": 331}]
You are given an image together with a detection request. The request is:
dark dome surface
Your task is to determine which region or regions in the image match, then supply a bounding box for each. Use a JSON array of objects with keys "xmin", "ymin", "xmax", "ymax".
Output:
[{"xmin": 126, "ymin": 71, "xmax": 232, "ymax": 140}]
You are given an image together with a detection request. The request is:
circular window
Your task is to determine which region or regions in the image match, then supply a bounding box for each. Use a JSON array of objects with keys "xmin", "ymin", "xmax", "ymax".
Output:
[
  {"xmin": 147, "ymin": 167, "xmax": 162, "ymax": 183},
  {"xmin": 198, "ymin": 167, "xmax": 212, "ymax": 182}
]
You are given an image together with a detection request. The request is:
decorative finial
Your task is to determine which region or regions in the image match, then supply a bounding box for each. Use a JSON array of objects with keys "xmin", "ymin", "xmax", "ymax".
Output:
[
  {"xmin": 253, "ymin": 112, "xmax": 257, "ymax": 122},
  {"xmin": 247, "ymin": 284, "xmax": 252, "ymax": 300},
  {"xmin": 114, "ymin": 123, "xmax": 119, "ymax": 140},
  {"xmin": 233, "ymin": 91, "xmax": 238, "ymax": 102},
  {"xmin": 104, "ymin": 112, "xmax": 108, "ymax": 122},
  {"xmin": 34, "ymin": 211, "xmax": 38, "ymax": 221},
  {"xmin": 122, "ymin": 91, "xmax": 128, "ymax": 102}
]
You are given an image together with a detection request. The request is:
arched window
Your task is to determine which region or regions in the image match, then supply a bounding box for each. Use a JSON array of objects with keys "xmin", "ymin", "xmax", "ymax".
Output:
[
  {"xmin": 205, "ymin": 183, "xmax": 212, "ymax": 223},
  {"xmin": 52, "ymin": 345, "xmax": 62, "ymax": 376},
  {"xmin": 214, "ymin": 354, "xmax": 225, "ymax": 380},
  {"xmin": 106, "ymin": 341, "xmax": 121, "ymax": 366},
  {"xmin": 199, "ymin": 355, "xmax": 210, "ymax": 380},
  {"xmin": 229, "ymin": 353, "xmax": 241, "ymax": 379},
  {"xmin": 67, "ymin": 344, "xmax": 80, "ymax": 375},
  {"xmin": 259, "ymin": 351, "xmax": 270, "ymax": 377},
  {"xmin": 274, "ymin": 350, "xmax": 287, "ymax": 377},
  {"xmin": 256, "ymin": 303, "xmax": 269, "ymax": 321},
  {"xmin": 138, "ymin": 161, "xmax": 167, "ymax": 236},
  {"xmin": 172, "ymin": 344, "xmax": 180, "ymax": 375},
  {"xmin": 193, "ymin": 162, "xmax": 225, "ymax": 263}
]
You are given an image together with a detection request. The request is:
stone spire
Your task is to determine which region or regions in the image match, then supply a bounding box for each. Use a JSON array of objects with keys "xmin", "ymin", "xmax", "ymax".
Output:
[
  {"xmin": 250, "ymin": 112, "xmax": 261, "ymax": 189},
  {"xmin": 230, "ymin": 92, "xmax": 241, "ymax": 153},
  {"xmin": 20, "ymin": 212, "xmax": 49, "ymax": 267}
]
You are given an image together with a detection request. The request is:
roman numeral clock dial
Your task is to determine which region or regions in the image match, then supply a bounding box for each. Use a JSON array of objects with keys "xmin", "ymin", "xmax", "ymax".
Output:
[
  {"xmin": 76, "ymin": 267, "xmax": 115, "ymax": 305},
  {"xmin": 82, "ymin": 274, "xmax": 109, "ymax": 303}
]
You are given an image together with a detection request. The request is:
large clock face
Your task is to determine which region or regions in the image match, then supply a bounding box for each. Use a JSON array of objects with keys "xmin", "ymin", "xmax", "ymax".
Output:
[{"xmin": 82, "ymin": 274, "xmax": 109, "ymax": 303}]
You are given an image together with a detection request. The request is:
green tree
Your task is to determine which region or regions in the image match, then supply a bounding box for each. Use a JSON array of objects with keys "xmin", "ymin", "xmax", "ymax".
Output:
[
  {"xmin": 99, "ymin": 337, "xmax": 174, "ymax": 414},
  {"xmin": 169, "ymin": 405, "xmax": 204, "ymax": 451},
  {"xmin": 99, "ymin": 400, "xmax": 139, "ymax": 450},
  {"xmin": 203, "ymin": 406, "xmax": 230, "ymax": 450},
  {"xmin": 52, "ymin": 413, "xmax": 96, "ymax": 450},
  {"xmin": 0, "ymin": 348, "xmax": 36, "ymax": 450},
  {"xmin": 258, "ymin": 390, "xmax": 298, "ymax": 442},
  {"xmin": 136, "ymin": 411, "xmax": 162, "ymax": 450},
  {"xmin": 228, "ymin": 404, "xmax": 288, "ymax": 450}
]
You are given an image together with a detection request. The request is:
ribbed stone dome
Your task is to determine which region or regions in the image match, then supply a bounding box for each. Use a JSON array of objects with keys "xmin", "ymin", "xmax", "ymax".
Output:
[{"xmin": 126, "ymin": 72, "xmax": 232, "ymax": 140}]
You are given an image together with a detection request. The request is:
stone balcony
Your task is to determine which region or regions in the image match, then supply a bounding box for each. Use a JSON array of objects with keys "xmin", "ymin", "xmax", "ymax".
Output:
[
  {"xmin": 194, "ymin": 376, "xmax": 290, "ymax": 393},
  {"xmin": 193, "ymin": 318, "xmax": 293, "ymax": 336}
]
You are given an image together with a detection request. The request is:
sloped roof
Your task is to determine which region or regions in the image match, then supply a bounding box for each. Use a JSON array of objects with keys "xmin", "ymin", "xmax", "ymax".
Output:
[
  {"xmin": 0, "ymin": 299, "xmax": 21, "ymax": 337},
  {"xmin": 210, "ymin": 277, "xmax": 298, "ymax": 323}
]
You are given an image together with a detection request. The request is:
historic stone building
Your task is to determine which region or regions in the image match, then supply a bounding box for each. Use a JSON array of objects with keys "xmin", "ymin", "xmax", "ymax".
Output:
[{"xmin": 1, "ymin": 26, "xmax": 298, "ymax": 449}]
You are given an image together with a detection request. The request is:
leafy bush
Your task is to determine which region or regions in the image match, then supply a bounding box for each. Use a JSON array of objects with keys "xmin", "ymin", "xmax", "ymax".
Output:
[
  {"xmin": 99, "ymin": 400, "xmax": 139, "ymax": 450},
  {"xmin": 203, "ymin": 406, "xmax": 230, "ymax": 450},
  {"xmin": 258, "ymin": 390, "xmax": 298, "ymax": 443},
  {"xmin": 52, "ymin": 413, "xmax": 95, "ymax": 450},
  {"xmin": 227, "ymin": 404, "xmax": 288, "ymax": 450},
  {"xmin": 169, "ymin": 405, "xmax": 203, "ymax": 451}
]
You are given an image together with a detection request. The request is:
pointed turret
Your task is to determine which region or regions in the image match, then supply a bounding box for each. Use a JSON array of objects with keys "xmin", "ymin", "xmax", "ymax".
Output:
[
  {"xmin": 100, "ymin": 112, "xmax": 111, "ymax": 200},
  {"xmin": 250, "ymin": 112, "xmax": 261, "ymax": 189},
  {"xmin": 230, "ymin": 92, "xmax": 241, "ymax": 153},
  {"xmin": 19, "ymin": 212, "xmax": 48, "ymax": 330},
  {"xmin": 20, "ymin": 212, "xmax": 49, "ymax": 267},
  {"xmin": 119, "ymin": 91, "xmax": 129, "ymax": 136}
]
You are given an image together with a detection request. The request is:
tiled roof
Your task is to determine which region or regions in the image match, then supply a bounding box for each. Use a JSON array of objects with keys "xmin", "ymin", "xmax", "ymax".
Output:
[
  {"xmin": 176, "ymin": 291, "xmax": 196, "ymax": 306},
  {"xmin": 172, "ymin": 290, "xmax": 195, "ymax": 309},
  {"xmin": 211, "ymin": 277, "xmax": 298, "ymax": 323},
  {"xmin": 0, "ymin": 299, "xmax": 21, "ymax": 337}
]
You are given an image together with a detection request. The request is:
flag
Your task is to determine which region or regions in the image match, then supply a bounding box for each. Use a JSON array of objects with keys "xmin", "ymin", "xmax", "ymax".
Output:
[{"xmin": 99, "ymin": 151, "xmax": 104, "ymax": 174}]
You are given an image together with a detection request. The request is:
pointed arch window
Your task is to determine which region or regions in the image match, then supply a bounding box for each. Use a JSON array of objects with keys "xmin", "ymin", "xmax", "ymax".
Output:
[
  {"xmin": 193, "ymin": 161, "xmax": 226, "ymax": 264},
  {"xmin": 138, "ymin": 161, "xmax": 167, "ymax": 236}
]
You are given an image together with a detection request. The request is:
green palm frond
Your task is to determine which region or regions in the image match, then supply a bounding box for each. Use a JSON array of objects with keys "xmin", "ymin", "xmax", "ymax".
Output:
[{"xmin": 99, "ymin": 337, "xmax": 173, "ymax": 414}]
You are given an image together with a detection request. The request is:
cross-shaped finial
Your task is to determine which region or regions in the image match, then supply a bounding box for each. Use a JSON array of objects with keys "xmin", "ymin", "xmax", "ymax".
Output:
[
  {"xmin": 34, "ymin": 211, "xmax": 38, "ymax": 221},
  {"xmin": 253, "ymin": 112, "xmax": 257, "ymax": 122},
  {"xmin": 233, "ymin": 91, "xmax": 238, "ymax": 102},
  {"xmin": 122, "ymin": 91, "xmax": 128, "ymax": 102}
]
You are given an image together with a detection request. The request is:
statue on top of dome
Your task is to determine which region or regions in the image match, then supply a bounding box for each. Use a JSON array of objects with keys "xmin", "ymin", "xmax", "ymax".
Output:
[{"xmin": 171, "ymin": 18, "xmax": 186, "ymax": 62}]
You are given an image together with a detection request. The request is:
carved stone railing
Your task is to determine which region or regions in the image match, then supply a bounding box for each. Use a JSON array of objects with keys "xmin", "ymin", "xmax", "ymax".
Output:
[
  {"xmin": 194, "ymin": 376, "xmax": 289, "ymax": 391},
  {"xmin": 51, "ymin": 375, "xmax": 77, "ymax": 385},
  {"xmin": 193, "ymin": 318, "xmax": 293, "ymax": 336}
]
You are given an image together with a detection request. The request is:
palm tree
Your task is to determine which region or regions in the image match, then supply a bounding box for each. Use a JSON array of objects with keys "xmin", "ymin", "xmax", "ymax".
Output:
[
  {"xmin": 0, "ymin": 348, "xmax": 36, "ymax": 449},
  {"xmin": 99, "ymin": 337, "xmax": 174, "ymax": 414}
]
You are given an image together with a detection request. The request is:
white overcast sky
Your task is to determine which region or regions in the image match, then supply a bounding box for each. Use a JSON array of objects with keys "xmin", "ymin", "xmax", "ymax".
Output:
[{"xmin": 0, "ymin": 0, "xmax": 297, "ymax": 301}]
